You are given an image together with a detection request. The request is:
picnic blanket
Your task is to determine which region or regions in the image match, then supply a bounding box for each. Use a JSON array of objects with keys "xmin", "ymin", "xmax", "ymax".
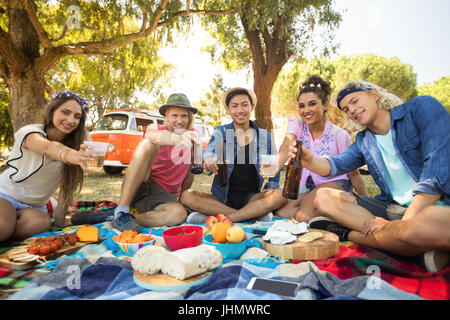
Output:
[
  {"xmin": 7, "ymin": 256, "xmax": 423, "ymax": 300},
  {"xmin": 2, "ymin": 220, "xmax": 449, "ymax": 300},
  {"xmin": 292, "ymin": 244, "xmax": 450, "ymax": 300}
]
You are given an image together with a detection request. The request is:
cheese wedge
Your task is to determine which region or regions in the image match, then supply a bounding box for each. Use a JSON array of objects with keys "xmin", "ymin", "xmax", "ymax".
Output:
[{"xmin": 76, "ymin": 226, "xmax": 99, "ymax": 242}]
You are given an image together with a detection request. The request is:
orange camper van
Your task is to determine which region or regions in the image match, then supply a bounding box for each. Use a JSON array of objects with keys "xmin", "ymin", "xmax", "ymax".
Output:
[{"xmin": 90, "ymin": 108, "xmax": 165, "ymax": 175}]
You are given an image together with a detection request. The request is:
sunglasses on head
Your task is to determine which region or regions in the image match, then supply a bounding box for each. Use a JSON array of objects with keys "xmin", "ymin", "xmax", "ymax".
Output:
[{"xmin": 51, "ymin": 90, "xmax": 89, "ymax": 112}]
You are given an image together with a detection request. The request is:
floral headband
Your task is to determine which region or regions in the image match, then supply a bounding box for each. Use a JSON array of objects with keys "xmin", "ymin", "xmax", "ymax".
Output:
[
  {"xmin": 301, "ymin": 83, "xmax": 321, "ymax": 89},
  {"xmin": 51, "ymin": 90, "xmax": 89, "ymax": 112}
]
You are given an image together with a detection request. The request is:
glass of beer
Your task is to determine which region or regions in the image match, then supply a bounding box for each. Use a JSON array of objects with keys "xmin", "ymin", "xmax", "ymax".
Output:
[
  {"xmin": 83, "ymin": 141, "xmax": 109, "ymax": 170},
  {"xmin": 260, "ymin": 154, "xmax": 279, "ymax": 190}
]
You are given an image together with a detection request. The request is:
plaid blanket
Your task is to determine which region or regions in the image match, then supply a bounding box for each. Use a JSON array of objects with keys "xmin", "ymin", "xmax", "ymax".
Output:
[
  {"xmin": 296, "ymin": 244, "xmax": 450, "ymax": 300},
  {"xmin": 2, "ymin": 219, "xmax": 448, "ymax": 300},
  {"xmin": 7, "ymin": 256, "xmax": 423, "ymax": 300}
]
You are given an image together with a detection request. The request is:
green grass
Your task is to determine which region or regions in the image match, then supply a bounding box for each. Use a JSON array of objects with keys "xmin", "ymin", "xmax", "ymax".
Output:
[{"xmin": 63, "ymin": 168, "xmax": 381, "ymax": 202}]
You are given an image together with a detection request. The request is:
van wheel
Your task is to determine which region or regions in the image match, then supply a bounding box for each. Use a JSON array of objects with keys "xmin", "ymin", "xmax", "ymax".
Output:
[{"xmin": 103, "ymin": 166, "xmax": 125, "ymax": 175}]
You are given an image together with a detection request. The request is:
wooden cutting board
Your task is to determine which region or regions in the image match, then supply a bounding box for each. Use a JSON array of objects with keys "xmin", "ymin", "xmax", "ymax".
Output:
[
  {"xmin": 133, "ymin": 271, "xmax": 213, "ymax": 291},
  {"xmin": 0, "ymin": 237, "xmax": 105, "ymax": 270},
  {"xmin": 262, "ymin": 229, "xmax": 339, "ymax": 261}
]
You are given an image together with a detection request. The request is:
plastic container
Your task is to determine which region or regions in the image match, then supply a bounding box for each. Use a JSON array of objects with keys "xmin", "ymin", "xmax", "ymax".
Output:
[
  {"xmin": 203, "ymin": 234, "xmax": 247, "ymax": 260},
  {"xmin": 84, "ymin": 141, "xmax": 110, "ymax": 156},
  {"xmin": 162, "ymin": 225, "xmax": 204, "ymax": 251},
  {"xmin": 114, "ymin": 238, "xmax": 156, "ymax": 255}
]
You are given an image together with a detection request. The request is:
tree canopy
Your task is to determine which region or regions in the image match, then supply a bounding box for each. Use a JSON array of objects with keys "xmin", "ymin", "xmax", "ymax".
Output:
[
  {"xmin": 200, "ymin": 0, "xmax": 342, "ymax": 131},
  {"xmin": 417, "ymin": 76, "xmax": 450, "ymax": 112},
  {"xmin": 0, "ymin": 0, "xmax": 235, "ymax": 132}
]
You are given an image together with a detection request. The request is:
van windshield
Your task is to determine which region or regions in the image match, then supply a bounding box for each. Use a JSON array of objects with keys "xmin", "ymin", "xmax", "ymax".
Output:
[{"xmin": 94, "ymin": 114, "xmax": 128, "ymax": 131}]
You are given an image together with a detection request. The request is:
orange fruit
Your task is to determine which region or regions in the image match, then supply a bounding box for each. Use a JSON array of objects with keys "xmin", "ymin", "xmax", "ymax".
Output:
[{"xmin": 211, "ymin": 222, "xmax": 231, "ymax": 243}]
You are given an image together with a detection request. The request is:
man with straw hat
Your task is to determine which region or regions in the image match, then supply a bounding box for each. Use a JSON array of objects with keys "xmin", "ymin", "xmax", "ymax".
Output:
[{"xmin": 109, "ymin": 93, "xmax": 200, "ymax": 232}]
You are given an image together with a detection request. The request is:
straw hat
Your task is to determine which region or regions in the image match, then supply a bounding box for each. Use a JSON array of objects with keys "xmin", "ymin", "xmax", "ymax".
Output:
[{"xmin": 221, "ymin": 87, "xmax": 257, "ymax": 108}]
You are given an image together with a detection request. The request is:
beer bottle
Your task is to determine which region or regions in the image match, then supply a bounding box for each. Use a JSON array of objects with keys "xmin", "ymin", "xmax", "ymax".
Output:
[
  {"xmin": 217, "ymin": 142, "xmax": 227, "ymax": 186},
  {"xmin": 190, "ymin": 140, "xmax": 203, "ymax": 174},
  {"xmin": 282, "ymin": 140, "xmax": 303, "ymax": 199}
]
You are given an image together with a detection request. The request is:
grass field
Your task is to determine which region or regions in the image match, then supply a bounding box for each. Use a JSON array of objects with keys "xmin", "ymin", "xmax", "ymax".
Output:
[{"xmin": 61, "ymin": 167, "xmax": 381, "ymax": 203}]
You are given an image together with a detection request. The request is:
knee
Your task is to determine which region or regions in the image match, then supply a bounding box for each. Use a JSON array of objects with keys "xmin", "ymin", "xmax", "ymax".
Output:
[
  {"xmin": 34, "ymin": 213, "xmax": 52, "ymax": 231},
  {"xmin": 313, "ymin": 188, "xmax": 334, "ymax": 214},
  {"xmin": 134, "ymin": 139, "xmax": 157, "ymax": 158},
  {"xmin": 266, "ymin": 189, "xmax": 287, "ymax": 206},
  {"xmin": 314, "ymin": 188, "xmax": 354, "ymax": 217},
  {"xmin": 0, "ymin": 218, "xmax": 16, "ymax": 243},
  {"xmin": 179, "ymin": 189, "xmax": 198, "ymax": 207},
  {"xmin": 166, "ymin": 205, "xmax": 187, "ymax": 226}
]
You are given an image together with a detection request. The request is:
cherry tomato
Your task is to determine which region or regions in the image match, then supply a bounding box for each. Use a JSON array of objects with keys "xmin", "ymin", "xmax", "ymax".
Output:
[{"xmin": 39, "ymin": 245, "xmax": 51, "ymax": 255}]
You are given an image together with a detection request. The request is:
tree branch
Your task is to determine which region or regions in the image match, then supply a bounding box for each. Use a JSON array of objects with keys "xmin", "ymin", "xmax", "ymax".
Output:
[
  {"xmin": 157, "ymin": 8, "xmax": 236, "ymax": 28},
  {"xmin": 21, "ymin": 0, "xmax": 52, "ymax": 49},
  {"xmin": 0, "ymin": 26, "xmax": 27, "ymax": 74},
  {"xmin": 34, "ymin": 1, "xmax": 235, "ymax": 75},
  {"xmin": 147, "ymin": 0, "xmax": 170, "ymax": 35},
  {"xmin": 50, "ymin": 24, "xmax": 68, "ymax": 42},
  {"xmin": 241, "ymin": 15, "xmax": 266, "ymax": 76}
]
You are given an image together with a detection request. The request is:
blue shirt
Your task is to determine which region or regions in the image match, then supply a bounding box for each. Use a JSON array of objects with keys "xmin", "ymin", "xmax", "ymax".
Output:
[
  {"xmin": 203, "ymin": 120, "xmax": 280, "ymax": 204},
  {"xmin": 326, "ymin": 96, "xmax": 450, "ymax": 205}
]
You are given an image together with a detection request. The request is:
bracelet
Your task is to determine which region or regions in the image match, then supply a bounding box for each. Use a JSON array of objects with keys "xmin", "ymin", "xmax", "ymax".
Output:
[{"xmin": 58, "ymin": 147, "xmax": 71, "ymax": 164}]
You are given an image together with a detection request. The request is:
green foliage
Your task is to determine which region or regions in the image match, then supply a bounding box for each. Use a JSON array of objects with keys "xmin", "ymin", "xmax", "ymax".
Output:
[
  {"xmin": 46, "ymin": 36, "xmax": 174, "ymax": 126},
  {"xmin": 417, "ymin": 76, "xmax": 450, "ymax": 112},
  {"xmin": 200, "ymin": 0, "xmax": 343, "ymax": 71},
  {"xmin": 198, "ymin": 74, "xmax": 227, "ymax": 127},
  {"xmin": 272, "ymin": 53, "xmax": 418, "ymax": 121}
]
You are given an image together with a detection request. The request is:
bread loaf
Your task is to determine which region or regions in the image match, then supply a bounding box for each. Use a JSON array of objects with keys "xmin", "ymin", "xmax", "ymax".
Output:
[
  {"xmin": 131, "ymin": 244, "xmax": 222, "ymax": 280},
  {"xmin": 131, "ymin": 245, "xmax": 168, "ymax": 275},
  {"xmin": 160, "ymin": 245, "xmax": 222, "ymax": 280}
]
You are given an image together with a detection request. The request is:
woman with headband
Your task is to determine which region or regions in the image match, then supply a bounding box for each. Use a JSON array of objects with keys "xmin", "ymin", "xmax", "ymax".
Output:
[
  {"xmin": 288, "ymin": 80, "xmax": 450, "ymax": 272},
  {"xmin": 0, "ymin": 91, "xmax": 93, "ymax": 242}
]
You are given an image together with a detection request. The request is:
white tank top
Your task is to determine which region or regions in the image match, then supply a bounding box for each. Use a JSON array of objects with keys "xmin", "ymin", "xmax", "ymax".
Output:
[{"xmin": 0, "ymin": 124, "xmax": 63, "ymax": 206}]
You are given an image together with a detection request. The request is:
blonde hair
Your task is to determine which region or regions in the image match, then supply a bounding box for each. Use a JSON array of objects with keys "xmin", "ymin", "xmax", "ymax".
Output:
[{"xmin": 335, "ymin": 80, "xmax": 404, "ymax": 111}]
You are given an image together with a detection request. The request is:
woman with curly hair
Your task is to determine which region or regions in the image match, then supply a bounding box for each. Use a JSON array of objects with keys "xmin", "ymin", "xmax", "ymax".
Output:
[{"xmin": 277, "ymin": 75, "xmax": 368, "ymax": 222}]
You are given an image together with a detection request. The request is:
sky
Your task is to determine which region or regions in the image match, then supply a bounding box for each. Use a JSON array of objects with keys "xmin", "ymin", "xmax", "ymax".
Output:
[{"xmin": 155, "ymin": 0, "xmax": 450, "ymax": 102}]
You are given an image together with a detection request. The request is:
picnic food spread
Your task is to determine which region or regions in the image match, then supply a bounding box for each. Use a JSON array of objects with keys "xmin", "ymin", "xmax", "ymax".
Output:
[
  {"xmin": 7, "ymin": 234, "xmax": 79, "ymax": 263},
  {"xmin": 113, "ymin": 229, "xmax": 153, "ymax": 243},
  {"xmin": 76, "ymin": 226, "xmax": 99, "ymax": 242},
  {"xmin": 263, "ymin": 228, "xmax": 339, "ymax": 261},
  {"xmin": 131, "ymin": 244, "xmax": 222, "ymax": 280}
]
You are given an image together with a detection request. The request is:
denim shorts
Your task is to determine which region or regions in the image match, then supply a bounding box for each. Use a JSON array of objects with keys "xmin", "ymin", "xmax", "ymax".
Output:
[
  {"xmin": 0, "ymin": 187, "xmax": 48, "ymax": 212},
  {"xmin": 302, "ymin": 176, "xmax": 353, "ymax": 194}
]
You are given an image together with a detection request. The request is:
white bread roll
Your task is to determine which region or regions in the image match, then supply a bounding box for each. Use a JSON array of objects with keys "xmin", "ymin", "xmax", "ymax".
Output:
[
  {"xmin": 131, "ymin": 245, "xmax": 168, "ymax": 275},
  {"xmin": 160, "ymin": 245, "xmax": 222, "ymax": 280}
]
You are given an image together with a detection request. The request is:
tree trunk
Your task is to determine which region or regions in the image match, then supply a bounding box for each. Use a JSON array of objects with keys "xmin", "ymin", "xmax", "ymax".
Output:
[
  {"xmin": 6, "ymin": 71, "xmax": 47, "ymax": 132},
  {"xmin": 3, "ymin": 3, "xmax": 46, "ymax": 132},
  {"xmin": 253, "ymin": 74, "xmax": 277, "ymax": 134}
]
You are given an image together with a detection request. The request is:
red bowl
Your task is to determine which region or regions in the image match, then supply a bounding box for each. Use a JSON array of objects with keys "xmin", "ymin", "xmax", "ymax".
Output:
[{"xmin": 162, "ymin": 225, "xmax": 204, "ymax": 251}]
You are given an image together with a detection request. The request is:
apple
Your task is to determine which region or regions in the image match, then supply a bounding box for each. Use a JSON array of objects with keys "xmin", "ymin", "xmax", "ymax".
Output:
[
  {"xmin": 216, "ymin": 213, "xmax": 233, "ymax": 226},
  {"xmin": 205, "ymin": 216, "xmax": 219, "ymax": 231},
  {"xmin": 226, "ymin": 226, "xmax": 246, "ymax": 243}
]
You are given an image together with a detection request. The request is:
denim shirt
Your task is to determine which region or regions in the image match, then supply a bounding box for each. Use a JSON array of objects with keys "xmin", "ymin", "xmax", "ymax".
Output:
[
  {"xmin": 203, "ymin": 120, "xmax": 280, "ymax": 203},
  {"xmin": 326, "ymin": 96, "xmax": 450, "ymax": 205}
]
